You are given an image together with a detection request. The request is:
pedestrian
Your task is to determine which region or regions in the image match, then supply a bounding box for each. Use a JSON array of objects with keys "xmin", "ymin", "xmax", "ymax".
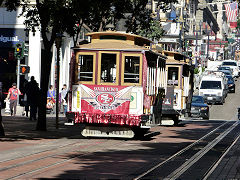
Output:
[
  {"xmin": 6, "ymin": 83, "xmax": 21, "ymax": 116},
  {"xmin": 25, "ymin": 76, "xmax": 40, "ymax": 121},
  {"xmin": 47, "ymin": 85, "xmax": 55, "ymax": 103},
  {"xmin": 61, "ymin": 84, "xmax": 68, "ymax": 115},
  {"xmin": 23, "ymin": 79, "xmax": 29, "ymax": 117}
]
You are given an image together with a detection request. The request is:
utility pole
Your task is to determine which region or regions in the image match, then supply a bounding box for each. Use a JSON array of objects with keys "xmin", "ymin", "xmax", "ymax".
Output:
[
  {"xmin": 14, "ymin": 43, "xmax": 24, "ymax": 105},
  {"xmin": 16, "ymin": 56, "xmax": 20, "ymax": 104},
  {"xmin": 55, "ymin": 34, "xmax": 63, "ymax": 129}
]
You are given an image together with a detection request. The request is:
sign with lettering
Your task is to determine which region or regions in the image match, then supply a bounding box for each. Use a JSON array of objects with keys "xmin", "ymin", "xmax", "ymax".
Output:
[
  {"xmin": 80, "ymin": 84, "xmax": 132, "ymax": 114},
  {"xmin": 0, "ymin": 28, "xmax": 25, "ymax": 47}
]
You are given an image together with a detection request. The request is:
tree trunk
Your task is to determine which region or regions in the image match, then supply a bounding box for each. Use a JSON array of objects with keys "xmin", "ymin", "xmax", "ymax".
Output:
[{"xmin": 36, "ymin": 49, "xmax": 53, "ymax": 131}]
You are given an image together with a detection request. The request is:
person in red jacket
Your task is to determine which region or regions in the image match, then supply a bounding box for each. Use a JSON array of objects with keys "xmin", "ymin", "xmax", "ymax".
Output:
[{"xmin": 6, "ymin": 83, "xmax": 21, "ymax": 116}]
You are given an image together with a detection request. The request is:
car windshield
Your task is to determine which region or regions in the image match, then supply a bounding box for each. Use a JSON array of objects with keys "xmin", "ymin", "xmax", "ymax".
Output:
[
  {"xmin": 218, "ymin": 66, "xmax": 230, "ymax": 70},
  {"xmin": 192, "ymin": 96, "xmax": 204, "ymax": 103},
  {"xmin": 222, "ymin": 62, "xmax": 237, "ymax": 66},
  {"xmin": 226, "ymin": 75, "xmax": 234, "ymax": 83},
  {"xmin": 200, "ymin": 80, "xmax": 222, "ymax": 89},
  {"xmin": 219, "ymin": 70, "xmax": 231, "ymax": 75}
]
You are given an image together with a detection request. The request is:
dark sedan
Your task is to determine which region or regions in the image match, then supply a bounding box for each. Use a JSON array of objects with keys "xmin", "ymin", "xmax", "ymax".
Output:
[
  {"xmin": 226, "ymin": 75, "xmax": 235, "ymax": 93},
  {"xmin": 191, "ymin": 96, "xmax": 209, "ymax": 119}
]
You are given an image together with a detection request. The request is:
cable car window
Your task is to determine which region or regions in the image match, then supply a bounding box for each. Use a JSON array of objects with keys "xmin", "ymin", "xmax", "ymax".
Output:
[
  {"xmin": 78, "ymin": 55, "xmax": 93, "ymax": 81},
  {"xmin": 124, "ymin": 56, "xmax": 140, "ymax": 83},
  {"xmin": 168, "ymin": 67, "xmax": 179, "ymax": 85},
  {"xmin": 100, "ymin": 53, "xmax": 117, "ymax": 83}
]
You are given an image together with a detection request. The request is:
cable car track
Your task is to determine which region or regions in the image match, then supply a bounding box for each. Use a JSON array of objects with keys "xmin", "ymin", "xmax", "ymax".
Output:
[
  {"xmin": 1, "ymin": 121, "xmax": 239, "ymax": 179},
  {"xmin": 133, "ymin": 120, "xmax": 239, "ymax": 180},
  {"xmin": 1, "ymin": 138, "xmax": 126, "ymax": 180}
]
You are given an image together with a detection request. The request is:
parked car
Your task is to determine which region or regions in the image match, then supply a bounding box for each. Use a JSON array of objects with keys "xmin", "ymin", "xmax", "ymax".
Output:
[
  {"xmin": 191, "ymin": 96, "xmax": 209, "ymax": 119},
  {"xmin": 199, "ymin": 72, "xmax": 228, "ymax": 104},
  {"xmin": 221, "ymin": 60, "xmax": 239, "ymax": 78},
  {"xmin": 226, "ymin": 75, "xmax": 235, "ymax": 93},
  {"xmin": 218, "ymin": 66, "xmax": 232, "ymax": 72},
  {"xmin": 218, "ymin": 69, "xmax": 236, "ymax": 80}
]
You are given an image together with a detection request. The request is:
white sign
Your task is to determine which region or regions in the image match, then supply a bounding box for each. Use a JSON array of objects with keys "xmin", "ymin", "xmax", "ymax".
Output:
[{"xmin": 159, "ymin": 38, "xmax": 177, "ymax": 43}]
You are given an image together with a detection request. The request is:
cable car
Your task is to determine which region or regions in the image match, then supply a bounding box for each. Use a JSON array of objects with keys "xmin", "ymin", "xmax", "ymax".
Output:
[{"xmin": 67, "ymin": 31, "xmax": 167, "ymax": 138}]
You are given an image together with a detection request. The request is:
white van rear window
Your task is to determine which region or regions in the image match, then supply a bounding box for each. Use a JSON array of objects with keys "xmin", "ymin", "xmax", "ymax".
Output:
[{"xmin": 200, "ymin": 81, "xmax": 222, "ymax": 89}]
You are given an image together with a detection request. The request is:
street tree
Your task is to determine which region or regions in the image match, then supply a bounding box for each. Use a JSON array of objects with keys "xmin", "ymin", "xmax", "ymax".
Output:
[{"xmin": 1, "ymin": 0, "xmax": 78, "ymax": 131}]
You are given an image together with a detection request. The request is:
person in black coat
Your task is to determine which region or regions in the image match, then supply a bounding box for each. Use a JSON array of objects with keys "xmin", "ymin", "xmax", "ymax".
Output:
[{"xmin": 25, "ymin": 76, "xmax": 40, "ymax": 121}]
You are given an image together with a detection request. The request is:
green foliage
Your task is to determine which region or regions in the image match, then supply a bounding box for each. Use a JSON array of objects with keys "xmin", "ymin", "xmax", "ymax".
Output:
[
  {"xmin": 137, "ymin": 20, "xmax": 165, "ymax": 40},
  {"xmin": 194, "ymin": 68, "xmax": 199, "ymax": 74},
  {"xmin": 237, "ymin": 19, "xmax": 240, "ymax": 30}
]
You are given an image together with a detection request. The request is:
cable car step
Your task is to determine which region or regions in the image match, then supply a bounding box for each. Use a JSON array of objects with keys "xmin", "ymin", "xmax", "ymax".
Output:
[{"xmin": 81, "ymin": 126, "xmax": 135, "ymax": 138}]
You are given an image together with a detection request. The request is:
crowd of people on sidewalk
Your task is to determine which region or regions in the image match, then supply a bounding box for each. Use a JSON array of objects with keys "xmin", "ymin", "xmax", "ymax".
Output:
[{"xmin": 4, "ymin": 77, "xmax": 69, "ymax": 120}]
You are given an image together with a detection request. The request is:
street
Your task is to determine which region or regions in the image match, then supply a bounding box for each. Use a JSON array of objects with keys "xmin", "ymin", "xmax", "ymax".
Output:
[
  {"xmin": 0, "ymin": 80, "xmax": 240, "ymax": 179},
  {"xmin": 208, "ymin": 78, "xmax": 240, "ymax": 121}
]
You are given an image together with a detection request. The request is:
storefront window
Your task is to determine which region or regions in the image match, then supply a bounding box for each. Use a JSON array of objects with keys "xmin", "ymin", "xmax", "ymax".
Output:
[
  {"xmin": 100, "ymin": 53, "xmax": 117, "ymax": 83},
  {"xmin": 168, "ymin": 67, "xmax": 179, "ymax": 85},
  {"xmin": 78, "ymin": 55, "xmax": 94, "ymax": 82},
  {"xmin": 124, "ymin": 56, "xmax": 140, "ymax": 83}
]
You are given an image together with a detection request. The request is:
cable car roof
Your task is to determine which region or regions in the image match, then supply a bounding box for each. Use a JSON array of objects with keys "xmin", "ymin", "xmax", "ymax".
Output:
[
  {"xmin": 86, "ymin": 31, "xmax": 153, "ymax": 46},
  {"xmin": 75, "ymin": 41, "xmax": 149, "ymax": 51}
]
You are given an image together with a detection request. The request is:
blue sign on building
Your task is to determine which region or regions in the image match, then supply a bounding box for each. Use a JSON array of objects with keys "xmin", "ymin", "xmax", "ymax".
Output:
[{"xmin": 0, "ymin": 28, "xmax": 25, "ymax": 47}]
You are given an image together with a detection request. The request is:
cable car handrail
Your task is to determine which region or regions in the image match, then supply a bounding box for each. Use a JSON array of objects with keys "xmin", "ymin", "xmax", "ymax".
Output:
[
  {"xmin": 79, "ymin": 76, "xmax": 93, "ymax": 79},
  {"xmin": 124, "ymin": 78, "xmax": 139, "ymax": 80},
  {"xmin": 79, "ymin": 72, "xmax": 93, "ymax": 74},
  {"xmin": 124, "ymin": 73, "xmax": 139, "ymax": 75}
]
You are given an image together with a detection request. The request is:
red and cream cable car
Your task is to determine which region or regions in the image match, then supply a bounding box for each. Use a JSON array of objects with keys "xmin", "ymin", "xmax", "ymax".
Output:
[{"xmin": 67, "ymin": 31, "xmax": 167, "ymax": 138}]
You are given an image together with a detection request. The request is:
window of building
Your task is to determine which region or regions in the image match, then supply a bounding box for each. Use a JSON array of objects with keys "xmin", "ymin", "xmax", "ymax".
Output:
[
  {"xmin": 77, "ymin": 54, "xmax": 94, "ymax": 82},
  {"xmin": 124, "ymin": 56, "xmax": 140, "ymax": 83},
  {"xmin": 100, "ymin": 53, "xmax": 117, "ymax": 83},
  {"xmin": 168, "ymin": 67, "xmax": 179, "ymax": 85}
]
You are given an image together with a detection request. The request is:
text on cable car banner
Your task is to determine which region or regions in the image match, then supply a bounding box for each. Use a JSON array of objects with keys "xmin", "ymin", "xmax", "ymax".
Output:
[{"xmin": 80, "ymin": 84, "xmax": 133, "ymax": 114}]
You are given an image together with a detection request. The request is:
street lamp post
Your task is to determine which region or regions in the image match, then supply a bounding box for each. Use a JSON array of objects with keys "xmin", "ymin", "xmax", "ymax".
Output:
[
  {"xmin": 176, "ymin": 8, "xmax": 187, "ymax": 54},
  {"xmin": 55, "ymin": 33, "xmax": 63, "ymax": 129},
  {"xmin": 194, "ymin": 20, "xmax": 202, "ymax": 67}
]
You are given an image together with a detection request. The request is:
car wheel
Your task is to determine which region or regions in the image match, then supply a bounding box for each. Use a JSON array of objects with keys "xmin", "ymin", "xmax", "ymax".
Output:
[
  {"xmin": 203, "ymin": 116, "xmax": 209, "ymax": 120},
  {"xmin": 222, "ymin": 98, "xmax": 225, "ymax": 104},
  {"xmin": 203, "ymin": 112, "xmax": 209, "ymax": 120}
]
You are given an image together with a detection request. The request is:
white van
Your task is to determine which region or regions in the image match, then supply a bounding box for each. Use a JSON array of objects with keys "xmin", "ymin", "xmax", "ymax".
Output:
[
  {"xmin": 221, "ymin": 60, "xmax": 239, "ymax": 78},
  {"xmin": 199, "ymin": 74, "xmax": 228, "ymax": 104}
]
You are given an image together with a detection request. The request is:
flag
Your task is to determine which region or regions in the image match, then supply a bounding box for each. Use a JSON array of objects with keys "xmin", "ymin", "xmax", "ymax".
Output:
[{"xmin": 224, "ymin": 2, "xmax": 238, "ymax": 23}]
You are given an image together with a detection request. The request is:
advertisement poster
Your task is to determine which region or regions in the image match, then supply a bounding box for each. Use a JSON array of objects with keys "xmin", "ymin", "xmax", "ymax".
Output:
[{"xmin": 80, "ymin": 84, "xmax": 132, "ymax": 115}]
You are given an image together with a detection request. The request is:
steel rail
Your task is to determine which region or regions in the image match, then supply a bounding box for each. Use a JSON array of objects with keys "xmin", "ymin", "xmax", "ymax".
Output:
[
  {"xmin": 133, "ymin": 121, "xmax": 230, "ymax": 180},
  {"xmin": 5, "ymin": 140, "xmax": 126, "ymax": 180},
  {"xmin": 165, "ymin": 121, "xmax": 239, "ymax": 180},
  {"xmin": 202, "ymin": 132, "xmax": 240, "ymax": 180},
  {"xmin": 0, "ymin": 136, "xmax": 83, "ymax": 163},
  {"xmin": 0, "ymin": 140, "xmax": 106, "ymax": 172}
]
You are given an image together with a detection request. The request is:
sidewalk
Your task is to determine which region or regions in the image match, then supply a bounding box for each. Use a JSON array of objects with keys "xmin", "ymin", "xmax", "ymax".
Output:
[{"xmin": 0, "ymin": 108, "xmax": 82, "ymax": 140}]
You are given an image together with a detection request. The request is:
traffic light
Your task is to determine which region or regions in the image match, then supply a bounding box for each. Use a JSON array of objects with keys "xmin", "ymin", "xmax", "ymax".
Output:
[
  {"xmin": 14, "ymin": 43, "xmax": 23, "ymax": 58},
  {"xmin": 20, "ymin": 65, "xmax": 30, "ymax": 74}
]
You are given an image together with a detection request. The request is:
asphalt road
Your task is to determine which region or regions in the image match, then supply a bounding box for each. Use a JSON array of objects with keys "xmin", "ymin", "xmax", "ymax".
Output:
[{"xmin": 209, "ymin": 77, "xmax": 240, "ymax": 120}]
